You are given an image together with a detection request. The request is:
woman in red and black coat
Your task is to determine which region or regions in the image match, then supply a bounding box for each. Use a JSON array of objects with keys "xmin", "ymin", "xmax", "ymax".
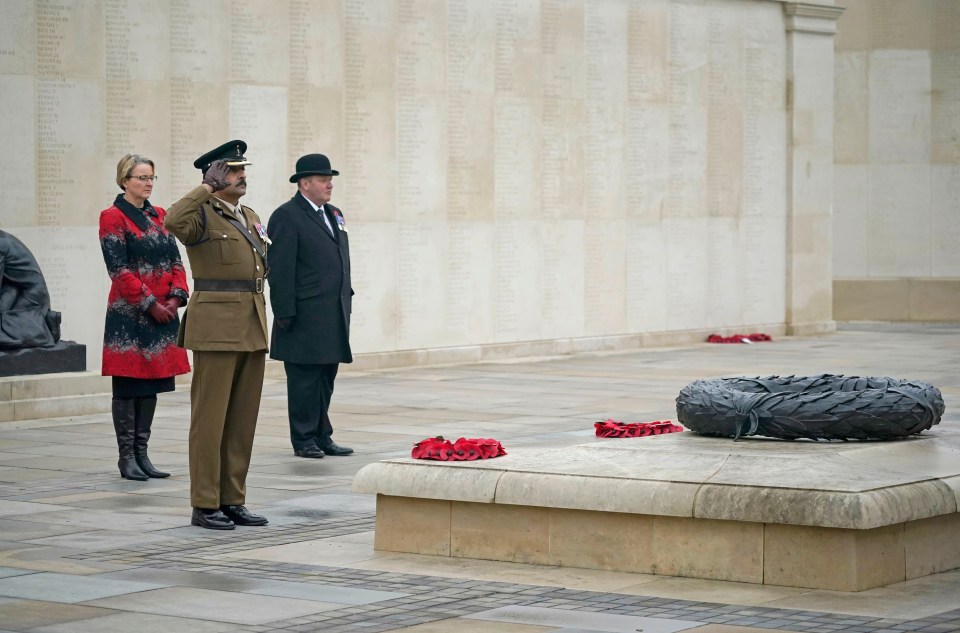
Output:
[{"xmin": 99, "ymin": 154, "xmax": 190, "ymax": 480}]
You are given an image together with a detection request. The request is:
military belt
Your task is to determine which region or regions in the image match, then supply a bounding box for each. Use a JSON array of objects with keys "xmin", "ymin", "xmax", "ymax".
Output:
[{"xmin": 194, "ymin": 278, "xmax": 264, "ymax": 293}]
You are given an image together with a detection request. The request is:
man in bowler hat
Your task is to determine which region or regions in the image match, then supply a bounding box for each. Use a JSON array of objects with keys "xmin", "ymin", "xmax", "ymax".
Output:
[
  {"xmin": 165, "ymin": 140, "xmax": 270, "ymax": 529},
  {"xmin": 267, "ymin": 154, "xmax": 354, "ymax": 458}
]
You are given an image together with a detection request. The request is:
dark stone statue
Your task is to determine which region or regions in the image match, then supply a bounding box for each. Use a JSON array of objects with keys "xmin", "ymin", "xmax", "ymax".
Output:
[
  {"xmin": 0, "ymin": 230, "xmax": 84, "ymax": 376},
  {"xmin": 0, "ymin": 230, "xmax": 61, "ymax": 349}
]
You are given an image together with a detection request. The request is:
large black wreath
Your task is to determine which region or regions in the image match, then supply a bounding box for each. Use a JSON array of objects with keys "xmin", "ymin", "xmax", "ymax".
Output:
[{"xmin": 675, "ymin": 374, "xmax": 944, "ymax": 441}]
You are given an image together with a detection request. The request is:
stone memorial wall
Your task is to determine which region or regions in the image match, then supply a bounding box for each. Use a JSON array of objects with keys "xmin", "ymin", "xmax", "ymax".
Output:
[
  {"xmin": 833, "ymin": 0, "xmax": 960, "ymax": 322},
  {"xmin": 0, "ymin": 0, "xmax": 839, "ymax": 370}
]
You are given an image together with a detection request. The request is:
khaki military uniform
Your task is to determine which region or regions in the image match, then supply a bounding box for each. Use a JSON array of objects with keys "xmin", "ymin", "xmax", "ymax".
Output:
[{"xmin": 164, "ymin": 186, "xmax": 268, "ymax": 509}]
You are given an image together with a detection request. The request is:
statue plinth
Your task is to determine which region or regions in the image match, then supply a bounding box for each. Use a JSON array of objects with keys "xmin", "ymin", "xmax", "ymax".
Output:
[{"xmin": 0, "ymin": 341, "xmax": 86, "ymax": 377}]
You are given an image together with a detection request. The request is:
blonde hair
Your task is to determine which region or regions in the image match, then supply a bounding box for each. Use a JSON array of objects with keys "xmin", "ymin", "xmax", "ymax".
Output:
[{"xmin": 116, "ymin": 154, "xmax": 155, "ymax": 190}]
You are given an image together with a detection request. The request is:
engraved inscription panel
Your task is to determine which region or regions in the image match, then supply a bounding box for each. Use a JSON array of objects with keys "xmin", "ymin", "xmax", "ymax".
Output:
[
  {"xmin": 705, "ymin": 217, "xmax": 742, "ymax": 327},
  {"xmin": 496, "ymin": 0, "xmax": 541, "ymax": 98},
  {"xmin": 0, "ymin": 76, "xmax": 37, "ymax": 227},
  {"xmin": 397, "ymin": 95, "xmax": 447, "ymax": 221},
  {"xmin": 447, "ymin": 0, "xmax": 496, "ymax": 95},
  {"xmin": 706, "ymin": 3, "xmax": 743, "ymax": 218},
  {"xmin": 290, "ymin": 0, "xmax": 343, "ymax": 88},
  {"xmin": 447, "ymin": 93, "xmax": 495, "ymax": 221},
  {"xmin": 397, "ymin": 224, "xmax": 447, "ymax": 349},
  {"xmin": 868, "ymin": 51, "xmax": 931, "ymax": 164},
  {"xmin": 36, "ymin": 0, "xmax": 102, "ymax": 78},
  {"xmin": 229, "ymin": 84, "xmax": 288, "ymax": 214},
  {"xmin": 540, "ymin": 220, "xmax": 584, "ymax": 339},
  {"xmin": 742, "ymin": 216, "xmax": 785, "ymax": 325},
  {"xmin": 0, "ymin": 0, "xmax": 35, "ymax": 74},
  {"xmin": 348, "ymin": 222, "xmax": 398, "ymax": 353},
  {"xmin": 446, "ymin": 222, "xmax": 495, "ymax": 343},
  {"xmin": 170, "ymin": 0, "xmax": 229, "ymax": 82},
  {"xmin": 341, "ymin": 93, "xmax": 397, "ymax": 222},
  {"xmin": 626, "ymin": 220, "xmax": 668, "ymax": 333},
  {"xmin": 288, "ymin": 86, "xmax": 344, "ymax": 171},
  {"xmin": 230, "ymin": 2, "xmax": 290, "ymax": 85},
  {"xmin": 494, "ymin": 220, "xmax": 542, "ymax": 342},
  {"xmin": 932, "ymin": 166, "xmax": 960, "ymax": 275},
  {"xmin": 541, "ymin": 97, "xmax": 584, "ymax": 219},
  {"xmin": 169, "ymin": 83, "xmax": 230, "ymax": 198},
  {"xmin": 663, "ymin": 218, "xmax": 708, "ymax": 330},
  {"xmin": 869, "ymin": 0, "xmax": 933, "ymax": 51},
  {"xmin": 584, "ymin": 219, "xmax": 627, "ymax": 336},
  {"xmin": 398, "ymin": 0, "xmax": 446, "ymax": 92},
  {"xmin": 494, "ymin": 97, "xmax": 541, "ymax": 220},
  {"xmin": 931, "ymin": 50, "xmax": 960, "ymax": 163},
  {"xmin": 628, "ymin": 0, "xmax": 669, "ymax": 104},
  {"xmin": 36, "ymin": 78, "xmax": 103, "ymax": 226},
  {"xmin": 626, "ymin": 106, "xmax": 669, "ymax": 220},
  {"xmin": 869, "ymin": 165, "xmax": 932, "ymax": 277},
  {"xmin": 541, "ymin": 0, "xmax": 584, "ymax": 100}
]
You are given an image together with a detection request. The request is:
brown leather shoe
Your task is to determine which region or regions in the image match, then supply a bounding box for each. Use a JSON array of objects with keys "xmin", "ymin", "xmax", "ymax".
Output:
[
  {"xmin": 191, "ymin": 507, "xmax": 235, "ymax": 530},
  {"xmin": 220, "ymin": 505, "xmax": 268, "ymax": 526}
]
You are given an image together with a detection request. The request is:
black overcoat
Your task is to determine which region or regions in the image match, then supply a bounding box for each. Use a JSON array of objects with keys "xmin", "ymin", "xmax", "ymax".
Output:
[{"xmin": 267, "ymin": 192, "xmax": 352, "ymax": 365}]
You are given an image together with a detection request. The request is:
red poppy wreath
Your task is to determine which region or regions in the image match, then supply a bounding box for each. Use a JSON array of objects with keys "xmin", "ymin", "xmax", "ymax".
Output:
[
  {"xmin": 411, "ymin": 436, "xmax": 507, "ymax": 461},
  {"xmin": 594, "ymin": 419, "xmax": 684, "ymax": 438},
  {"xmin": 706, "ymin": 333, "xmax": 772, "ymax": 344}
]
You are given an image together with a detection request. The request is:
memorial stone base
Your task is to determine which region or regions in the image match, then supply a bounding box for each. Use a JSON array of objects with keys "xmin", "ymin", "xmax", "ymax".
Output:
[
  {"xmin": 0, "ymin": 341, "xmax": 86, "ymax": 377},
  {"xmin": 354, "ymin": 430, "xmax": 960, "ymax": 592}
]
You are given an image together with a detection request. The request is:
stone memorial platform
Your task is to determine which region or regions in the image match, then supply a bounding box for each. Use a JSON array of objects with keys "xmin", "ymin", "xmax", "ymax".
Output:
[{"xmin": 354, "ymin": 428, "xmax": 960, "ymax": 592}]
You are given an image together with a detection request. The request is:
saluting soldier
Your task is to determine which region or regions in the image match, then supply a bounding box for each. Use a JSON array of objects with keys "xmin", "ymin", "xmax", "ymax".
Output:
[{"xmin": 164, "ymin": 140, "xmax": 270, "ymax": 530}]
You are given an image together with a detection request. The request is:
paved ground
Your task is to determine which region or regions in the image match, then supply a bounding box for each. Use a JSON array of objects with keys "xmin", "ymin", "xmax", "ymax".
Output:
[{"xmin": 0, "ymin": 322, "xmax": 958, "ymax": 632}]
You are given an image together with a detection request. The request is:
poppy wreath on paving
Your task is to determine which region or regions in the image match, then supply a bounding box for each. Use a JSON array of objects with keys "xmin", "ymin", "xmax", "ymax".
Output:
[
  {"xmin": 675, "ymin": 374, "xmax": 944, "ymax": 441},
  {"xmin": 706, "ymin": 333, "xmax": 772, "ymax": 344},
  {"xmin": 411, "ymin": 436, "xmax": 507, "ymax": 461},
  {"xmin": 594, "ymin": 419, "xmax": 684, "ymax": 437}
]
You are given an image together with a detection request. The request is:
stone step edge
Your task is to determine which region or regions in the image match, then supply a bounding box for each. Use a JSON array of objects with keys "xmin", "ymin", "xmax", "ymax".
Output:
[{"xmin": 0, "ymin": 392, "xmax": 112, "ymax": 423}]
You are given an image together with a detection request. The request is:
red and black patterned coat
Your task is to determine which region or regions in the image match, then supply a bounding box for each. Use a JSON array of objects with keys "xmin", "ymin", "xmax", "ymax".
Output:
[{"xmin": 99, "ymin": 195, "xmax": 191, "ymax": 378}]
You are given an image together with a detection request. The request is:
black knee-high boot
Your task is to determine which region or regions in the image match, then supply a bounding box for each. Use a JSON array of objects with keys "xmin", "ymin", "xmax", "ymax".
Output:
[
  {"xmin": 112, "ymin": 398, "xmax": 148, "ymax": 481},
  {"xmin": 134, "ymin": 396, "xmax": 170, "ymax": 478}
]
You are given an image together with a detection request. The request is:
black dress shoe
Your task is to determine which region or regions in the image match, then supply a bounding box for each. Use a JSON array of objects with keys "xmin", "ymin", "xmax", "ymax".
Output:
[
  {"xmin": 294, "ymin": 445, "xmax": 325, "ymax": 458},
  {"xmin": 320, "ymin": 441, "xmax": 354, "ymax": 456},
  {"xmin": 220, "ymin": 504, "xmax": 268, "ymax": 526},
  {"xmin": 191, "ymin": 507, "xmax": 235, "ymax": 530}
]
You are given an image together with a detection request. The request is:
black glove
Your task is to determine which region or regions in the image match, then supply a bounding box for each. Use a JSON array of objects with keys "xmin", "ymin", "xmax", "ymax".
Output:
[
  {"xmin": 202, "ymin": 159, "xmax": 231, "ymax": 192},
  {"xmin": 275, "ymin": 317, "xmax": 294, "ymax": 330}
]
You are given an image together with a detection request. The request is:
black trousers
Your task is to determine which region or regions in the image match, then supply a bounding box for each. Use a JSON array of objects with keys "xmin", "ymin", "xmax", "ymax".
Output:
[{"xmin": 284, "ymin": 361, "xmax": 338, "ymax": 450}]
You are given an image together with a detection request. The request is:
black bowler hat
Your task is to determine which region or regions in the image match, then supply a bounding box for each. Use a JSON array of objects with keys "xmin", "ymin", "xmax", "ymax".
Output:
[
  {"xmin": 289, "ymin": 154, "xmax": 339, "ymax": 182},
  {"xmin": 193, "ymin": 140, "xmax": 252, "ymax": 172}
]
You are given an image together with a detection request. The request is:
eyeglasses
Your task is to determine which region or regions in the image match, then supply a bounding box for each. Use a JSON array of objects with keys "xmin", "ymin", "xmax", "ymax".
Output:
[{"xmin": 130, "ymin": 175, "xmax": 158, "ymax": 182}]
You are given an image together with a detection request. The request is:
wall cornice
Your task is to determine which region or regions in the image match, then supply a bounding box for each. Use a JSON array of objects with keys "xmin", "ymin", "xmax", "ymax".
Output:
[{"xmin": 780, "ymin": 2, "xmax": 846, "ymax": 35}]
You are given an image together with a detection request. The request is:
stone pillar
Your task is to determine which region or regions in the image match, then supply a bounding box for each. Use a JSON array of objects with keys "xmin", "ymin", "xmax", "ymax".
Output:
[{"xmin": 782, "ymin": 1, "xmax": 845, "ymax": 335}]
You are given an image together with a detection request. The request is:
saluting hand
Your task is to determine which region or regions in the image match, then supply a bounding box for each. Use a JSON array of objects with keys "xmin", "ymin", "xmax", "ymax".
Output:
[{"xmin": 202, "ymin": 159, "xmax": 231, "ymax": 192}]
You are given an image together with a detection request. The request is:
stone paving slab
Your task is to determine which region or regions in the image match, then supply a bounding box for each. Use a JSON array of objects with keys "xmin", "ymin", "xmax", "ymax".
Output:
[
  {"xmin": 0, "ymin": 324, "xmax": 957, "ymax": 631},
  {"xmin": 464, "ymin": 605, "xmax": 703, "ymax": 631},
  {"xmin": 0, "ymin": 571, "xmax": 164, "ymax": 603}
]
